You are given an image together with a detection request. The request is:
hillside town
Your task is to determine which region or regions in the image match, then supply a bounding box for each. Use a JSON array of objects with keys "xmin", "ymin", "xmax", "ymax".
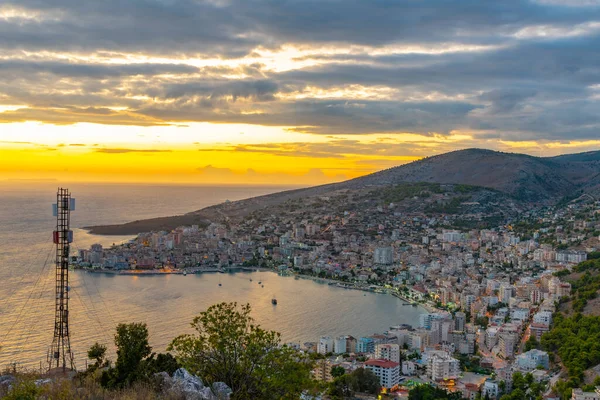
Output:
[{"xmin": 76, "ymin": 189, "xmax": 600, "ymax": 399}]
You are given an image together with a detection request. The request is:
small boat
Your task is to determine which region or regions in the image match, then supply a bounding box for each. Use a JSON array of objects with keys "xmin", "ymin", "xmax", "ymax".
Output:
[
  {"xmin": 183, "ymin": 271, "xmax": 187, "ymax": 276},
  {"xmin": 271, "ymin": 297, "xmax": 277, "ymax": 305}
]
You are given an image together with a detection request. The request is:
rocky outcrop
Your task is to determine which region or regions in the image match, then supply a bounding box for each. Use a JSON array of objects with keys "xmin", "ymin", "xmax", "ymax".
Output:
[
  {"xmin": 211, "ymin": 381, "xmax": 233, "ymax": 399},
  {"xmin": 0, "ymin": 375, "xmax": 15, "ymax": 390},
  {"xmin": 156, "ymin": 368, "xmax": 232, "ymax": 400}
]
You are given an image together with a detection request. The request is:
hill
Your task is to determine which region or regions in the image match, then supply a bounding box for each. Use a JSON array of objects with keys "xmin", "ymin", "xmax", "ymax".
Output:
[
  {"xmin": 338, "ymin": 148, "xmax": 583, "ymax": 201},
  {"xmin": 86, "ymin": 148, "xmax": 600, "ymax": 235}
]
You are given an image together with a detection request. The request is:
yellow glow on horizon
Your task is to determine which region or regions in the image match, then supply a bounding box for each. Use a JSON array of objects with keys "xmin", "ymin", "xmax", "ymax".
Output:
[
  {"xmin": 2, "ymin": 121, "xmax": 598, "ymax": 185},
  {"xmin": 0, "ymin": 121, "xmax": 424, "ymax": 184}
]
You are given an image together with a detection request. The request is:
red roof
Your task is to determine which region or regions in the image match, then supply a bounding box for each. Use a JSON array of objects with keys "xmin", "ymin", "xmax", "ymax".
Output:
[{"xmin": 365, "ymin": 359, "xmax": 399, "ymax": 368}]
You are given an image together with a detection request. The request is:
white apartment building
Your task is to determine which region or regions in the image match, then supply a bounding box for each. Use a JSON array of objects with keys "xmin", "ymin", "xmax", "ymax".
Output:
[
  {"xmin": 499, "ymin": 284, "xmax": 514, "ymax": 304},
  {"xmin": 461, "ymin": 294, "xmax": 476, "ymax": 311},
  {"xmin": 334, "ymin": 336, "xmax": 347, "ymax": 354},
  {"xmin": 402, "ymin": 360, "xmax": 416, "ymax": 376},
  {"xmin": 442, "ymin": 230, "xmax": 463, "ymax": 243},
  {"xmin": 482, "ymin": 380, "xmax": 499, "ymax": 399},
  {"xmin": 571, "ymin": 388, "xmax": 600, "ymax": 400},
  {"xmin": 426, "ymin": 351, "xmax": 460, "ymax": 381},
  {"xmin": 374, "ymin": 247, "xmax": 394, "ymax": 265},
  {"xmin": 318, "ymin": 336, "xmax": 334, "ymax": 354},
  {"xmin": 510, "ymin": 308, "xmax": 529, "ymax": 322},
  {"xmin": 419, "ymin": 312, "xmax": 450, "ymax": 329},
  {"xmin": 365, "ymin": 359, "xmax": 400, "ymax": 389},
  {"xmin": 533, "ymin": 310, "xmax": 553, "ymax": 326},
  {"xmin": 485, "ymin": 326, "xmax": 499, "ymax": 350},
  {"xmin": 498, "ymin": 330, "xmax": 519, "ymax": 359},
  {"xmin": 375, "ymin": 343, "xmax": 400, "ymax": 363},
  {"xmin": 516, "ymin": 349, "xmax": 550, "ymax": 371}
]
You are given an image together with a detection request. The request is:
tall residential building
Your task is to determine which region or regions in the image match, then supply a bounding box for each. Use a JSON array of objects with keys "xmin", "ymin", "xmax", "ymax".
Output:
[
  {"xmin": 365, "ymin": 359, "xmax": 401, "ymax": 389},
  {"xmin": 498, "ymin": 329, "xmax": 519, "ymax": 359},
  {"xmin": 318, "ymin": 336, "xmax": 334, "ymax": 354},
  {"xmin": 442, "ymin": 230, "xmax": 462, "ymax": 243},
  {"xmin": 312, "ymin": 359, "xmax": 334, "ymax": 382},
  {"xmin": 374, "ymin": 247, "xmax": 394, "ymax": 265},
  {"xmin": 345, "ymin": 336, "xmax": 357, "ymax": 353},
  {"xmin": 430, "ymin": 319, "xmax": 453, "ymax": 345},
  {"xmin": 455, "ymin": 312, "xmax": 466, "ymax": 332},
  {"xmin": 419, "ymin": 312, "xmax": 450, "ymax": 330},
  {"xmin": 499, "ymin": 284, "xmax": 514, "ymax": 304},
  {"xmin": 426, "ymin": 351, "xmax": 460, "ymax": 381},
  {"xmin": 356, "ymin": 337, "xmax": 375, "ymax": 353},
  {"xmin": 375, "ymin": 343, "xmax": 400, "ymax": 363},
  {"xmin": 461, "ymin": 294, "xmax": 476, "ymax": 312},
  {"xmin": 334, "ymin": 336, "xmax": 347, "ymax": 354},
  {"xmin": 533, "ymin": 310, "xmax": 553, "ymax": 326},
  {"xmin": 482, "ymin": 380, "xmax": 500, "ymax": 399}
]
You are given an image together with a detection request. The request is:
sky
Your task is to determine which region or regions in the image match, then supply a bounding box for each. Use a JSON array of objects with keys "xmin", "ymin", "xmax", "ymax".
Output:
[{"xmin": 1, "ymin": 0, "xmax": 600, "ymax": 184}]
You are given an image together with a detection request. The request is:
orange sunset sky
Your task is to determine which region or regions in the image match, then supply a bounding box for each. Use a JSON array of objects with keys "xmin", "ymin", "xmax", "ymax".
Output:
[{"xmin": 1, "ymin": 1, "xmax": 600, "ymax": 184}]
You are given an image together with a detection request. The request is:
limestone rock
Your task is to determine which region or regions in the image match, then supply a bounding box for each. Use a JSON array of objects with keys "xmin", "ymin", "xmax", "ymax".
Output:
[
  {"xmin": 172, "ymin": 368, "xmax": 209, "ymax": 400},
  {"xmin": 34, "ymin": 378, "xmax": 53, "ymax": 386},
  {"xmin": 211, "ymin": 382, "xmax": 232, "ymax": 399},
  {"xmin": 153, "ymin": 371, "xmax": 173, "ymax": 391},
  {"xmin": 0, "ymin": 375, "xmax": 15, "ymax": 390}
]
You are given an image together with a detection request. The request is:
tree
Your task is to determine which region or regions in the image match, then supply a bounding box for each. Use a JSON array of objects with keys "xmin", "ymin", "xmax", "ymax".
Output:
[
  {"xmin": 328, "ymin": 374, "xmax": 355, "ymax": 399},
  {"xmin": 475, "ymin": 316, "xmax": 489, "ymax": 329},
  {"xmin": 169, "ymin": 302, "xmax": 314, "ymax": 400},
  {"xmin": 101, "ymin": 322, "xmax": 152, "ymax": 388},
  {"xmin": 149, "ymin": 353, "xmax": 180, "ymax": 375},
  {"xmin": 408, "ymin": 384, "xmax": 462, "ymax": 399},
  {"xmin": 327, "ymin": 368, "xmax": 380, "ymax": 399},
  {"xmin": 524, "ymin": 335, "xmax": 539, "ymax": 351},
  {"xmin": 87, "ymin": 342, "xmax": 108, "ymax": 371},
  {"xmin": 350, "ymin": 368, "xmax": 380, "ymax": 395},
  {"xmin": 331, "ymin": 365, "xmax": 346, "ymax": 378},
  {"xmin": 498, "ymin": 380, "xmax": 506, "ymax": 394},
  {"xmin": 499, "ymin": 372, "xmax": 544, "ymax": 400}
]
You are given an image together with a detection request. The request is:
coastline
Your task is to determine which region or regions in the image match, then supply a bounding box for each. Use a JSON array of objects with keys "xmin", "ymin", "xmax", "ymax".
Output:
[{"xmin": 78, "ymin": 266, "xmax": 434, "ymax": 313}]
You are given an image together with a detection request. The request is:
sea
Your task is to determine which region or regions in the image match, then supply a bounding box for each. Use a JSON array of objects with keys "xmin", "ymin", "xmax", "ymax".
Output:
[{"xmin": 0, "ymin": 182, "xmax": 425, "ymax": 369}]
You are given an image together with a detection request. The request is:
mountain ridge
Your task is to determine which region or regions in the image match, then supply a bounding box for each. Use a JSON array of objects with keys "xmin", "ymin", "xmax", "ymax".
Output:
[{"xmin": 86, "ymin": 148, "xmax": 600, "ymax": 235}]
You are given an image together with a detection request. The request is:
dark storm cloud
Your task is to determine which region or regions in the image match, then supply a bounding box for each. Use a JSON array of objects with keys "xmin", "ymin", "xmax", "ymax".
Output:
[
  {"xmin": 159, "ymin": 79, "xmax": 280, "ymax": 101},
  {"xmin": 3, "ymin": 0, "xmax": 600, "ymax": 54},
  {"xmin": 1, "ymin": 0, "xmax": 600, "ymax": 141},
  {"xmin": 0, "ymin": 60, "xmax": 199, "ymax": 78},
  {"xmin": 136, "ymin": 98, "xmax": 480, "ymax": 135}
]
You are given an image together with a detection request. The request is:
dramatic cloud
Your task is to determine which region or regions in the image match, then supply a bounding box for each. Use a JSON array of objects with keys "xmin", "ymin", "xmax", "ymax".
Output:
[{"xmin": 0, "ymin": 0, "xmax": 599, "ymax": 142}]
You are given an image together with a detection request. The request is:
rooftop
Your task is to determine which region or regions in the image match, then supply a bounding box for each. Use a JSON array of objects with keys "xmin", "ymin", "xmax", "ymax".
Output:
[{"xmin": 365, "ymin": 359, "xmax": 400, "ymax": 368}]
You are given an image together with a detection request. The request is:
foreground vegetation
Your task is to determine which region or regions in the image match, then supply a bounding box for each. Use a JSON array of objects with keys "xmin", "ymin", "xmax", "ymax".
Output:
[
  {"xmin": 1, "ymin": 302, "xmax": 316, "ymax": 400},
  {"xmin": 541, "ymin": 258, "xmax": 600, "ymax": 398}
]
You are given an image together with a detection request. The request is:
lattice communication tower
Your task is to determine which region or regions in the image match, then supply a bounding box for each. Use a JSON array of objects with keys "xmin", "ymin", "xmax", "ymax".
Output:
[{"xmin": 48, "ymin": 188, "xmax": 76, "ymax": 372}]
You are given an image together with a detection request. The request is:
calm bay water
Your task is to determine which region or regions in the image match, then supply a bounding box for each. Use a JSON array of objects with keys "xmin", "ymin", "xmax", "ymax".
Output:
[{"xmin": 0, "ymin": 182, "xmax": 424, "ymax": 369}]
